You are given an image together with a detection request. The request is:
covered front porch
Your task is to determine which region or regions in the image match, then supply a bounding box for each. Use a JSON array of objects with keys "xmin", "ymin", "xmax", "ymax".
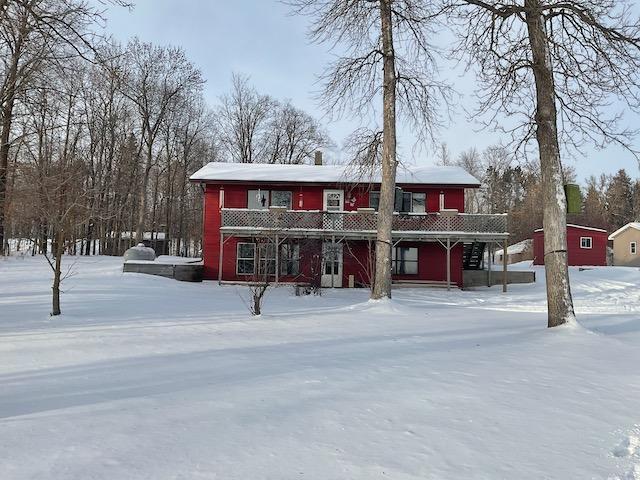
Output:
[{"xmin": 217, "ymin": 208, "xmax": 510, "ymax": 291}]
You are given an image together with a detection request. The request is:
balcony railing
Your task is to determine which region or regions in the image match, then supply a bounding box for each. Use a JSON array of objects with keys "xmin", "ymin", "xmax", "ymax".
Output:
[{"xmin": 221, "ymin": 208, "xmax": 508, "ymax": 239}]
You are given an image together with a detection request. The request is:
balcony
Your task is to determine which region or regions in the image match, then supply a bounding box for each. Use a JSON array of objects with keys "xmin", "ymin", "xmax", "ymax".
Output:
[{"xmin": 220, "ymin": 208, "xmax": 508, "ymax": 241}]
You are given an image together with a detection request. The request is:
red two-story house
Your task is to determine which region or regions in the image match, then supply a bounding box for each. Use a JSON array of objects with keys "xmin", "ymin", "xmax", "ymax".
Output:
[{"xmin": 190, "ymin": 162, "xmax": 508, "ymax": 289}]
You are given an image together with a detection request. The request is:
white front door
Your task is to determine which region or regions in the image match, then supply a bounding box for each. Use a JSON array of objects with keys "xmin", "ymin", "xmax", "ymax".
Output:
[
  {"xmin": 323, "ymin": 189, "xmax": 344, "ymax": 211},
  {"xmin": 321, "ymin": 242, "xmax": 343, "ymax": 288}
]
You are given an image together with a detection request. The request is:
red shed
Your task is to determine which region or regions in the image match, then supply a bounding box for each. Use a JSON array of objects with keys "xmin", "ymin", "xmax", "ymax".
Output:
[{"xmin": 533, "ymin": 224, "xmax": 608, "ymax": 266}]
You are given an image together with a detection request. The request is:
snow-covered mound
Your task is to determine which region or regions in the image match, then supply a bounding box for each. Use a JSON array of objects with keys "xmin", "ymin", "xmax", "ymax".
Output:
[{"xmin": 1, "ymin": 257, "xmax": 640, "ymax": 479}]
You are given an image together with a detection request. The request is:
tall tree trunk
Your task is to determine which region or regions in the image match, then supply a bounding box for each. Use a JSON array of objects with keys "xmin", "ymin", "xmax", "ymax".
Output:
[
  {"xmin": 525, "ymin": 0, "xmax": 575, "ymax": 327},
  {"xmin": 371, "ymin": 0, "xmax": 398, "ymax": 300},
  {"xmin": 136, "ymin": 143, "xmax": 153, "ymax": 242},
  {"xmin": 51, "ymin": 229, "xmax": 63, "ymax": 316},
  {"xmin": 0, "ymin": 63, "xmax": 19, "ymax": 255}
]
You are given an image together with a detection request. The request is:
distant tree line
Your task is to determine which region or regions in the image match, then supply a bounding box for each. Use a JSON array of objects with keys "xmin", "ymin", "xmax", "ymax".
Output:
[
  {"xmin": 0, "ymin": 2, "xmax": 332, "ymax": 261},
  {"xmin": 440, "ymin": 143, "xmax": 640, "ymax": 243}
]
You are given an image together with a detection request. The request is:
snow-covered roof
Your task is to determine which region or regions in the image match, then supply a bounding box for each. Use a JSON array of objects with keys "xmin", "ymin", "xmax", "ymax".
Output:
[
  {"xmin": 495, "ymin": 239, "xmax": 532, "ymax": 256},
  {"xmin": 608, "ymin": 222, "xmax": 640, "ymax": 240},
  {"xmin": 189, "ymin": 162, "xmax": 481, "ymax": 187},
  {"xmin": 534, "ymin": 224, "xmax": 607, "ymax": 234}
]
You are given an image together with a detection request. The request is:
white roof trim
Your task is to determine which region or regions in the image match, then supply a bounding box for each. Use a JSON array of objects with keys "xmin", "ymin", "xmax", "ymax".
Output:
[
  {"xmin": 190, "ymin": 162, "xmax": 481, "ymax": 186},
  {"xmin": 534, "ymin": 224, "xmax": 607, "ymax": 234},
  {"xmin": 608, "ymin": 222, "xmax": 640, "ymax": 240}
]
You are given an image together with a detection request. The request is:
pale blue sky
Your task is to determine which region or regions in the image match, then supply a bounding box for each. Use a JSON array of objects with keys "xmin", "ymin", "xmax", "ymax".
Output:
[{"xmin": 99, "ymin": 1, "xmax": 640, "ymax": 182}]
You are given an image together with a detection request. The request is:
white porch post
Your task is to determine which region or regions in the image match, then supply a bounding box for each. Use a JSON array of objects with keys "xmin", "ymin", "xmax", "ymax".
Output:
[
  {"xmin": 218, "ymin": 232, "xmax": 224, "ymax": 285},
  {"xmin": 446, "ymin": 237, "xmax": 451, "ymax": 291},
  {"xmin": 503, "ymin": 238, "xmax": 508, "ymax": 293},
  {"xmin": 487, "ymin": 243, "xmax": 493, "ymax": 287},
  {"xmin": 275, "ymin": 234, "xmax": 280, "ymax": 286},
  {"xmin": 331, "ymin": 234, "xmax": 336, "ymax": 288}
]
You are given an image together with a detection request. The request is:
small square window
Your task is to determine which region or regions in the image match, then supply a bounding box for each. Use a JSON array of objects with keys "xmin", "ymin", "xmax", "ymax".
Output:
[
  {"xmin": 580, "ymin": 237, "xmax": 592, "ymax": 249},
  {"xmin": 631, "ymin": 242, "xmax": 637, "ymax": 255}
]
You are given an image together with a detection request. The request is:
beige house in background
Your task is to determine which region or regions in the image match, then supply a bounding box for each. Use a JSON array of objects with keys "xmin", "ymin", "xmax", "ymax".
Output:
[{"xmin": 608, "ymin": 223, "xmax": 640, "ymax": 267}]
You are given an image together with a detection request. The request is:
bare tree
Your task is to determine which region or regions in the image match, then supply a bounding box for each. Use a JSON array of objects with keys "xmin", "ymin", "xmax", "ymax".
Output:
[
  {"xmin": 0, "ymin": 0, "xmax": 130, "ymax": 254},
  {"xmin": 118, "ymin": 38, "xmax": 204, "ymax": 243},
  {"xmin": 447, "ymin": 0, "xmax": 640, "ymax": 327},
  {"xmin": 455, "ymin": 147, "xmax": 483, "ymax": 213},
  {"xmin": 435, "ymin": 141, "xmax": 452, "ymax": 166},
  {"xmin": 21, "ymin": 59, "xmax": 91, "ymax": 315},
  {"xmin": 290, "ymin": 0, "xmax": 450, "ymax": 300},
  {"xmin": 218, "ymin": 73, "xmax": 273, "ymax": 164},
  {"xmin": 264, "ymin": 100, "xmax": 331, "ymax": 164}
]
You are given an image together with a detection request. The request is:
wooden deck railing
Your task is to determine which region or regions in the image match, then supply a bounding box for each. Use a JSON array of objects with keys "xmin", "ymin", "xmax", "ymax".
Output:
[{"xmin": 221, "ymin": 208, "xmax": 508, "ymax": 238}]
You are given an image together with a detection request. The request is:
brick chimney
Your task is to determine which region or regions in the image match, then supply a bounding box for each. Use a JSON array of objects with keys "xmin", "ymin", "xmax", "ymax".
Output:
[{"xmin": 314, "ymin": 150, "xmax": 323, "ymax": 166}]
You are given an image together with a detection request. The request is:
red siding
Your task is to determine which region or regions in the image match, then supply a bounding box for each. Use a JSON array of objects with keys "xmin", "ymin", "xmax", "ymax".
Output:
[
  {"xmin": 533, "ymin": 225, "xmax": 608, "ymax": 266},
  {"xmin": 202, "ymin": 182, "xmax": 469, "ymax": 285},
  {"xmin": 202, "ymin": 185, "xmax": 221, "ymax": 279}
]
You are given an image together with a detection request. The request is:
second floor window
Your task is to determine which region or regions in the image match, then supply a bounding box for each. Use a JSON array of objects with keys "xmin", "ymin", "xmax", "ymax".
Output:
[
  {"xmin": 271, "ymin": 191, "xmax": 292, "ymax": 209},
  {"xmin": 247, "ymin": 190, "xmax": 292, "ymax": 209},
  {"xmin": 411, "ymin": 193, "xmax": 426, "ymax": 213},
  {"xmin": 369, "ymin": 190, "xmax": 426, "ymax": 213},
  {"xmin": 248, "ymin": 190, "xmax": 269, "ymax": 209}
]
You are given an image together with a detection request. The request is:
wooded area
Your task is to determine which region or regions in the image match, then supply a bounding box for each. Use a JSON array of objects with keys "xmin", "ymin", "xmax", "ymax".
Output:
[
  {"xmin": 0, "ymin": 2, "xmax": 330, "ymax": 261},
  {"xmin": 438, "ymin": 144, "xmax": 640, "ymax": 243}
]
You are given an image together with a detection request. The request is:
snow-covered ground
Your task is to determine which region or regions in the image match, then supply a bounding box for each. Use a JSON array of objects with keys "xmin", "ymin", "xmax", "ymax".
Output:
[{"xmin": 1, "ymin": 256, "xmax": 640, "ymax": 480}]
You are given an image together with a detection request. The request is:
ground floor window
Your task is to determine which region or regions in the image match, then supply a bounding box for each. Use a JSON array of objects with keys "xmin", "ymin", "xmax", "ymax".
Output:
[
  {"xmin": 237, "ymin": 243, "xmax": 256, "ymax": 275},
  {"xmin": 280, "ymin": 243, "xmax": 300, "ymax": 275},
  {"xmin": 237, "ymin": 241, "xmax": 299, "ymax": 276},
  {"xmin": 257, "ymin": 243, "xmax": 276, "ymax": 276},
  {"xmin": 580, "ymin": 237, "xmax": 593, "ymax": 249},
  {"xmin": 631, "ymin": 242, "xmax": 637, "ymax": 255},
  {"xmin": 392, "ymin": 246, "xmax": 418, "ymax": 275}
]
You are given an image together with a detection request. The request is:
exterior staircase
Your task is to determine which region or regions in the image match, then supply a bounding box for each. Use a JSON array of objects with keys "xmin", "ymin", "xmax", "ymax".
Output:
[{"xmin": 463, "ymin": 242, "xmax": 486, "ymax": 270}]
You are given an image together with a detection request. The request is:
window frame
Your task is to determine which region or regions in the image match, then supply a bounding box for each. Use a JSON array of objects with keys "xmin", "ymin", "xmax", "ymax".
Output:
[
  {"xmin": 247, "ymin": 189, "xmax": 270, "ymax": 210},
  {"xmin": 280, "ymin": 243, "xmax": 300, "ymax": 276},
  {"xmin": 257, "ymin": 243, "xmax": 276, "ymax": 276},
  {"xmin": 580, "ymin": 236, "xmax": 593, "ymax": 249},
  {"xmin": 631, "ymin": 241, "xmax": 637, "ymax": 255},
  {"xmin": 236, "ymin": 242, "xmax": 256, "ymax": 275},
  {"xmin": 411, "ymin": 192, "xmax": 426, "ymax": 213},
  {"xmin": 271, "ymin": 190, "xmax": 293, "ymax": 209},
  {"xmin": 369, "ymin": 191, "xmax": 380, "ymax": 210},
  {"xmin": 370, "ymin": 190, "xmax": 426, "ymax": 213},
  {"xmin": 392, "ymin": 246, "xmax": 419, "ymax": 275}
]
